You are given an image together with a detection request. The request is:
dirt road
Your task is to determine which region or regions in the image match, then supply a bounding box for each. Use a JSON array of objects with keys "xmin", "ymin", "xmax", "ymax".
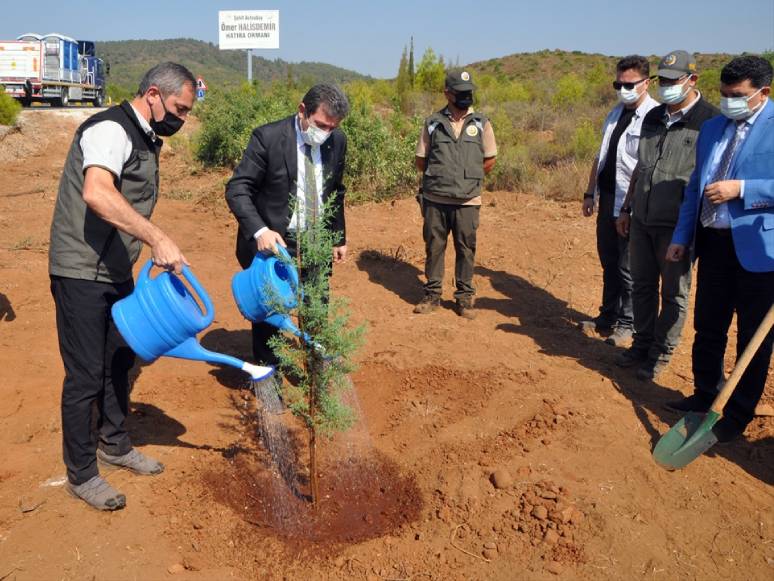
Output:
[{"xmin": 0, "ymin": 109, "xmax": 771, "ymax": 580}]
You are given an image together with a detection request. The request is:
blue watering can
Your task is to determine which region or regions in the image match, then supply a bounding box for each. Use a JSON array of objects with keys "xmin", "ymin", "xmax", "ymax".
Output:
[
  {"xmin": 231, "ymin": 245, "xmax": 318, "ymax": 349},
  {"xmin": 112, "ymin": 260, "xmax": 274, "ymax": 381}
]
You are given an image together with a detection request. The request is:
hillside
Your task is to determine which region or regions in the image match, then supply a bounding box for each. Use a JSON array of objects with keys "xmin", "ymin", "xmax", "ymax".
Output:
[
  {"xmin": 99, "ymin": 38, "xmax": 368, "ymax": 93},
  {"xmin": 470, "ymin": 49, "xmax": 735, "ymax": 79}
]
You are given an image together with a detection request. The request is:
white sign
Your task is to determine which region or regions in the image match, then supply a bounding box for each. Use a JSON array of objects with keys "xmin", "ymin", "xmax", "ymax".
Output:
[{"xmin": 219, "ymin": 10, "xmax": 279, "ymax": 50}]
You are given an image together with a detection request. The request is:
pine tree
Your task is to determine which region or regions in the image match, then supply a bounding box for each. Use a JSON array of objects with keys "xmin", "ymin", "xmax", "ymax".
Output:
[
  {"xmin": 267, "ymin": 200, "xmax": 365, "ymax": 505},
  {"xmin": 396, "ymin": 45, "xmax": 410, "ymax": 101},
  {"xmin": 408, "ymin": 36, "xmax": 415, "ymax": 88}
]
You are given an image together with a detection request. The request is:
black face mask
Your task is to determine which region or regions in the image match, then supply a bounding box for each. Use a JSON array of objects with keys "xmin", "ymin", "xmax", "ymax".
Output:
[
  {"xmin": 454, "ymin": 91, "xmax": 474, "ymax": 109},
  {"xmin": 150, "ymin": 94, "xmax": 184, "ymax": 136}
]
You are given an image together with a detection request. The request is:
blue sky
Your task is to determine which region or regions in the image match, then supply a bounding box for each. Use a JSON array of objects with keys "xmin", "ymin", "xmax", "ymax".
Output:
[{"xmin": 2, "ymin": 0, "xmax": 773, "ymax": 78}]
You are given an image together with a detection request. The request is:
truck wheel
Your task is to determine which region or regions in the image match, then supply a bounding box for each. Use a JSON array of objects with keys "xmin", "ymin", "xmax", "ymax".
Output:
[
  {"xmin": 92, "ymin": 91, "xmax": 104, "ymax": 108},
  {"xmin": 55, "ymin": 89, "xmax": 70, "ymax": 108}
]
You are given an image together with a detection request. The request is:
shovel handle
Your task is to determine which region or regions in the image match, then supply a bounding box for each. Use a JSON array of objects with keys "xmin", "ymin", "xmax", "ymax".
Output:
[{"xmin": 710, "ymin": 302, "xmax": 774, "ymax": 414}]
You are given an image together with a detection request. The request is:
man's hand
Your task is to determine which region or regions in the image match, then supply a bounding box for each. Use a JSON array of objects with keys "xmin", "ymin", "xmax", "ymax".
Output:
[
  {"xmin": 257, "ymin": 229, "xmax": 286, "ymax": 254},
  {"xmin": 582, "ymin": 197, "xmax": 594, "ymax": 217},
  {"xmin": 665, "ymin": 243, "xmax": 686, "ymax": 262},
  {"xmin": 333, "ymin": 245, "xmax": 348, "ymax": 263},
  {"xmin": 704, "ymin": 180, "xmax": 742, "ymax": 205},
  {"xmin": 616, "ymin": 213, "xmax": 631, "ymax": 238},
  {"xmin": 150, "ymin": 232, "xmax": 188, "ymax": 274}
]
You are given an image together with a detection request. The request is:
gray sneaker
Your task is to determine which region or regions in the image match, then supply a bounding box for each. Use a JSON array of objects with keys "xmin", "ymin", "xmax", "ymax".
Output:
[
  {"xmin": 615, "ymin": 348, "xmax": 648, "ymax": 368},
  {"xmin": 97, "ymin": 448, "xmax": 164, "ymax": 476},
  {"xmin": 67, "ymin": 475, "xmax": 126, "ymax": 511},
  {"xmin": 605, "ymin": 326, "xmax": 633, "ymax": 346},
  {"xmin": 636, "ymin": 357, "xmax": 669, "ymax": 381}
]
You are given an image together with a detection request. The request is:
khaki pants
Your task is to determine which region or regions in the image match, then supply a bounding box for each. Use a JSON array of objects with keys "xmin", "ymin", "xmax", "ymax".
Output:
[{"xmin": 421, "ymin": 199, "xmax": 479, "ymax": 301}]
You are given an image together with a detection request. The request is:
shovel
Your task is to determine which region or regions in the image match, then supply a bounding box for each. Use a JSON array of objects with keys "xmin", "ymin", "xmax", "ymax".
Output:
[{"xmin": 653, "ymin": 302, "xmax": 774, "ymax": 470}]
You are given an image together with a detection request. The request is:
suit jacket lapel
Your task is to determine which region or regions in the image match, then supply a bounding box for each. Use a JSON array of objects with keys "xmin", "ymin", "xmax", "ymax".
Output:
[
  {"xmin": 283, "ymin": 115, "xmax": 298, "ymax": 190},
  {"xmin": 320, "ymin": 138, "xmax": 334, "ymax": 199},
  {"xmin": 730, "ymin": 99, "xmax": 773, "ymax": 176}
]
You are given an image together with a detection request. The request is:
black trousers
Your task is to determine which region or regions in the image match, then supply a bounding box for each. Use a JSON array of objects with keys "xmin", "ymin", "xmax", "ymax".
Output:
[
  {"xmin": 51, "ymin": 276, "xmax": 136, "ymax": 485},
  {"xmin": 692, "ymin": 227, "xmax": 774, "ymax": 429},
  {"xmin": 248, "ymin": 236, "xmax": 330, "ymax": 366},
  {"xmin": 595, "ymin": 193, "xmax": 633, "ymax": 329}
]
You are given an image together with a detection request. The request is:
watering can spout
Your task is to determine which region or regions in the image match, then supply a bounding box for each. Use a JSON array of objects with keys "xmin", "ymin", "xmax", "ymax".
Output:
[{"xmin": 166, "ymin": 338, "xmax": 274, "ymax": 381}]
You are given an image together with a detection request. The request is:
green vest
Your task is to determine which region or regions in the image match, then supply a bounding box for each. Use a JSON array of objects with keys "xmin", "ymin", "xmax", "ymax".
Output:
[
  {"xmin": 49, "ymin": 101, "xmax": 161, "ymax": 283},
  {"xmin": 422, "ymin": 109, "xmax": 487, "ymax": 200}
]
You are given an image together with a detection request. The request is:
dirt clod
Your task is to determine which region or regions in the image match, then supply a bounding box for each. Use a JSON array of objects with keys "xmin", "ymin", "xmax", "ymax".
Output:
[
  {"xmin": 546, "ymin": 560, "xmax": 563, "ymax": 575},
  {"xmin": 490, "ymin": 468, "xmax": 513, "ymax": 489}
]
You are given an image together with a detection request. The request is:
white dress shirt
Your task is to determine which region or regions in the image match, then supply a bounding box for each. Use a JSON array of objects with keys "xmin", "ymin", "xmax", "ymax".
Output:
[
  {"xmin": 593, "ymin": 94, "xmax": 660, "ymax": 217},
  {"xmin": 254, "ymin": 116, "xmax": 324, "ymax": 240}
]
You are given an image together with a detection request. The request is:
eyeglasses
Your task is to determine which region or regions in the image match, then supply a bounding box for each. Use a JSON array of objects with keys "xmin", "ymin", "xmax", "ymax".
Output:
[{"xmin": 612, "ymin": 78, "xmax": 648, "ymax": 90}]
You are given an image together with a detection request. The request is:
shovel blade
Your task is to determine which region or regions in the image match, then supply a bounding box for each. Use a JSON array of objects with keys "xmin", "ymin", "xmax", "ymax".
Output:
[{"xmin": 653, "ymin": 411, "xmax": 720, "ymax": 470}]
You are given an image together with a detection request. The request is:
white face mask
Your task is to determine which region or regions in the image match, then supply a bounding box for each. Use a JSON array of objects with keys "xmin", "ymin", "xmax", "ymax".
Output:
[
  {"xmin": 301, "ymin": 118, "xmax": 331, "ymax": 147},
  {"xmin": 617, "ymin": 86, "xmax": 642, "ymax": 104},
  {"xmin": 720, "ymin": 88, "xmax": 764, "ymax": 121},
  {"xmin": 658, "ymin": 77, "xmax": 691, "ymax": 105}
]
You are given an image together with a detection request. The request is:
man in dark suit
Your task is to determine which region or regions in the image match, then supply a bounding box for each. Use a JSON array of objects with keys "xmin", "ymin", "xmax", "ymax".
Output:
[
  {"xmin": 666, "ymin": 55, "xmax": 774, "ymax": 442},
  {"xmin": 225, "ymin": 84, "xmax": 350, "ymax": 365}
]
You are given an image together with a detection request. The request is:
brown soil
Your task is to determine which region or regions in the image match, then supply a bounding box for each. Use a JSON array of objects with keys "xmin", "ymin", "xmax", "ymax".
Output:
[{"xmin": 0, "ymin": 109, "xmax": 772, "ymax": 581}]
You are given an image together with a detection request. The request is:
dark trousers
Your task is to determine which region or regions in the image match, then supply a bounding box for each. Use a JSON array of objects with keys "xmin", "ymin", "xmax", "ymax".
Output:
[
  {"xmin": 248, "ymin": 236, "xmax": 330, "ymax": 366},
  {"xmin": 422, "ymin": 199, "xmax": 479, "ymax": 301},
  {"xmin": 595, "ymin": 194, "xmax": 633, "ymax": 328},
  {"xmin": 51, "ymin": 276, "xmax": 136, "ymax": 485},
  {"xmin": 692, "ymin": 227, "xmax": 774, "ymax": 429},
  {"xmin": 629, "ymin": 219, "xmax": 692, "ymax": 359}
]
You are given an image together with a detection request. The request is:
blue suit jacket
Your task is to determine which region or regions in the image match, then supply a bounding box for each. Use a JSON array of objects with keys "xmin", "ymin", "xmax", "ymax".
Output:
[{"xmin": 672, "ymin": 99, "xmax": 774, "ymax": 273}]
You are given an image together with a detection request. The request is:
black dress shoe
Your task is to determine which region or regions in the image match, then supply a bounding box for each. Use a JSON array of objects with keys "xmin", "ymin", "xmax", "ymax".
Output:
[
  {"xmin": 711, "ymin": 418, "xmax": 745, "ymax": 443},
  {"xmin": 665, "ymin": 394, "xmax": 712, "ymax": 413}
]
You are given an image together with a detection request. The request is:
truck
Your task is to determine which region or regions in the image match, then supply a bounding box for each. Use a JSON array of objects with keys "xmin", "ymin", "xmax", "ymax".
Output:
[{"xmin": 0, "ymin": 33, "xmax": 108, "ymax": 107}]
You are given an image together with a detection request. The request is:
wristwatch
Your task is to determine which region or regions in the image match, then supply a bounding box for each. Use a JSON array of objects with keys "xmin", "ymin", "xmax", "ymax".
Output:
[
  {"xmin": 583, "ymin": 192, "xmax": 594, "ymax": 199},
  {"xmin": 620, "ymin": 207, "xmax": 632, "ymax": 214}
]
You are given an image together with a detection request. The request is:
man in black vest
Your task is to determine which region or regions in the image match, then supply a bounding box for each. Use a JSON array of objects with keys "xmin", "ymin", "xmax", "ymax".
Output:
[
  {"xmin": 414, "ymin": 70, "xmax": 497, "ymax": 319},
  {"xmin": 49, "ymin": 62, "xmax": 195, "ymax": 510},
  {"xmin": 616, "ymin": 51, "xmax": 718, "ymax": 381},
  {"xmin": 225, "ymin": 84, "xmax": 349, "ymax": 365}
]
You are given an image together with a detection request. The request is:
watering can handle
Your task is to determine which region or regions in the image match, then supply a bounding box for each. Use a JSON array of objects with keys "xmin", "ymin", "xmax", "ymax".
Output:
[
  {"xmin": 275, "ymin": 245, "xmax": 299, "ymax": 290},
  {"xmin": 180, "ymin": 265, "xmax": 216, "ymax": 327},
  {"xmin": 138, "ymin": 260, "xmax": 215, "ymax": 327}
]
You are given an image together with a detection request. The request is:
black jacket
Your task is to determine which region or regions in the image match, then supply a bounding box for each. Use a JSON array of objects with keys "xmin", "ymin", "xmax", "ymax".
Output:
[{"xmin": 225, "ymin": 115, "xmax": 347, "ymax": 267}]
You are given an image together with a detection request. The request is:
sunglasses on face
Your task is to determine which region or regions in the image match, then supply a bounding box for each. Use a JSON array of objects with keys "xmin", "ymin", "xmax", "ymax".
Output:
[{"xmin": 612, "ymin": 78, "xmax": 648, "ymax": 90}]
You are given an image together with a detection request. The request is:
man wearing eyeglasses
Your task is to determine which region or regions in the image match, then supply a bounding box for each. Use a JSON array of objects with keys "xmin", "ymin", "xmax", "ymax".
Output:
[
  {"xmin": 615, "ymin": 51, "xmax": 718, "ymax": 381},
  {"xmin": 664, "ymin": 55, "xmax": 774, "ymax": 443},
  {"xmin": 581, "ymin": 56, "xmax": 659, "ymax": 345}
]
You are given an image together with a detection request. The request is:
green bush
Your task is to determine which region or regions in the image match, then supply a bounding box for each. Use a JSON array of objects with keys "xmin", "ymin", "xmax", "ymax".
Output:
[
  {"xmin": 195, "ymin": 82, "xmax": 299, "ymax": 167},
  {"xmin": 0, "ymin": 91, "xmax": 22, "ymax": 126},
  {"xmin": 342, "ymin": 97, "xmax": 421, "ymax": 203}
]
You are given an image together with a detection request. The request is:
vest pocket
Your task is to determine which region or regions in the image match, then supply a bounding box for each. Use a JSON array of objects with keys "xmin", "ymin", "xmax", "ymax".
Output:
[{"xmin": 464, "ymin": 167, "xmax": 484, "ymax": 179}]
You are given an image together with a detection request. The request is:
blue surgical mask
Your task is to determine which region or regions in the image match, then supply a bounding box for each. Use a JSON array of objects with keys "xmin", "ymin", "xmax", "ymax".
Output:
[
  {"xmin": 617, "ymin": 87, "xmax": 641, "ymax": 105},
  {"xmin": 720, "ymin": 88, "xmax": 763, "ymax": 121},
  {"xmin": 658, "ymin": 77, "xmax": 691, "ymax": 105}
]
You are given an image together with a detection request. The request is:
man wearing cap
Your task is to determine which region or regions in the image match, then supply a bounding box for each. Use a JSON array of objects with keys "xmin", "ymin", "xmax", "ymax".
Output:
[
  {"xmin": 615, "ymin": 51, "xmax": 718, "ymax": 380},
  {"xmin": 413, "ymin": 70, "xmax": 497, "ymax": 319},
  {"xmin": 580, "ymin": 56, "xmax": 659, "ymax": 345}
]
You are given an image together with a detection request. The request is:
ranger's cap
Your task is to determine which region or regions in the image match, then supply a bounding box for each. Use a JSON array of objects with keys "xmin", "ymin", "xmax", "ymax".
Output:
[
  {"xmin": 657, "ymin": 50, "xmax": 697, "ymax": 79},
  {"xmin": 445, "ymin": 70, "xmax": 476, "ymax": 91}
]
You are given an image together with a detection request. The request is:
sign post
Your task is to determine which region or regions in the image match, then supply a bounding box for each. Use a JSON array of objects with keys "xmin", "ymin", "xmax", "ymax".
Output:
[{"xmin": 218, "ymin": 10, "xmax": 280, "ymax": 83}]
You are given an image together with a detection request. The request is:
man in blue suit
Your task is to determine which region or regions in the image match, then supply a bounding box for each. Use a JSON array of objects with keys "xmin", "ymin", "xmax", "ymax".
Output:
[{"xmin": 665, "ymin": 55, "xmax": 774, "ymax": 442}]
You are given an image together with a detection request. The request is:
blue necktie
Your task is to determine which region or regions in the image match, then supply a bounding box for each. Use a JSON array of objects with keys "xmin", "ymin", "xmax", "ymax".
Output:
[{"xmin": 700, "ymin": 123, "xmax": 743, "ymax": 227}]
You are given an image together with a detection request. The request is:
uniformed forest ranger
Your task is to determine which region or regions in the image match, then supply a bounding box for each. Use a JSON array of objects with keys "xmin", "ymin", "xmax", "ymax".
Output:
[{"xmin": 413, "ymin": 70, "xmax": 497, "ymax": 319}]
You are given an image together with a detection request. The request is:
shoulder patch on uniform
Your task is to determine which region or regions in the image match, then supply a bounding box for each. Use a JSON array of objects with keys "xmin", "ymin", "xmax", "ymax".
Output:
[{"xmin": 466, "ymin": 125, "xmax": 479, "ymax": 137}]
